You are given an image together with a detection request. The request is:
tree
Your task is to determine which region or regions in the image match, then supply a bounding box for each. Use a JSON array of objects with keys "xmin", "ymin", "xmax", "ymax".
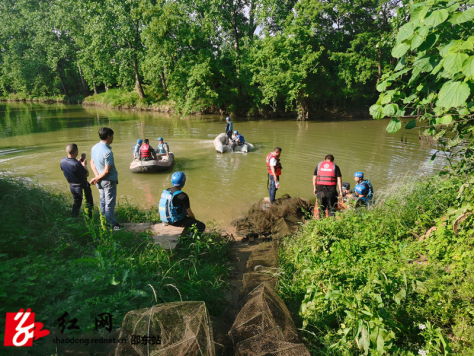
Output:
[{"xmin": 370, "ymin": 0, "xmax": 473, "ymax": 170}]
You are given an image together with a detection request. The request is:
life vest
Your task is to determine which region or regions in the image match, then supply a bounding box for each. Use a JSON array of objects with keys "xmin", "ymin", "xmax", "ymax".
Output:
[
  {"xmin": 237, "ymin": 134, "xmax": 245, "ymax": 143},
  {"xmin": 226, "ymin": 121, "xmax": 233, "ymax": 133},
  {"xmin": 158, "ymin": 189, "xmax": 187, "ymax": 223},
  {"xmin": 157, "ymin": 142, "xmax": 168, "ymax": 154},
  {"xmin": 362, "ymin": 179, "xmax": 374, "ymax": 199},
  {"xmin": 140, "ymin": 144, "xmax": 151, "ymax": 158},
  {"xmin": 316, "ymin": 161, "xmax": 336, "ymax": 185},
  {"xmin": 266, "ymin": 152, "xmax": 282, "ymax": 176}
]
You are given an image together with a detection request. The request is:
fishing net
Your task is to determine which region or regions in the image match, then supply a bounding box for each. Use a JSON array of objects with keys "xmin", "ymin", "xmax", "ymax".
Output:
[
  {"xmin": 115, "ymin": 301, "xmax": 215, "ymax": 356},
  {"xmin": 232, "ymin": 194, "xmax": 312, "ymax": 239},
  {"xmin": 230, "ymin": 282, "xmax": 298, "ymax": 345}
]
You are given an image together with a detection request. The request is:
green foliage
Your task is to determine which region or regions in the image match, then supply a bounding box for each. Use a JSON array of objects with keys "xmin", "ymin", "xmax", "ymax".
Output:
[
  {"xmin": 0, "ymin": 176, "xmax": 229, "ymax": 352},
  {"xmin": 371, "ymin": 0, "xmax": 474, "ymax": 151},
  {"xmin": 278, "ymin": 173, "xmax": 474, "ymax": 355}
]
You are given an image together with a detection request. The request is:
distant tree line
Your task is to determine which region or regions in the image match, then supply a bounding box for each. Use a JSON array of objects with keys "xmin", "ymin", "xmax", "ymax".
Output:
[{"xmin": 0, "ymin": 0, "xmax": 407, "ymax": 116}]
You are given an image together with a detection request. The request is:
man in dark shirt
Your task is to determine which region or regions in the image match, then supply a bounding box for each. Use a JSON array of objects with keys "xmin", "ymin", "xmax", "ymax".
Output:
[
  {"xmin": 60, "ymin": 143, "xmax": 93, "ymax": 218},
  {"xmin": 313, "ymin": 154, "xmax": 343, "ymax": 218}
]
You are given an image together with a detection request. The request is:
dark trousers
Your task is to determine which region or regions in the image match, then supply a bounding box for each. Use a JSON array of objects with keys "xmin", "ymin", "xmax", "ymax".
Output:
[
  {"xmin": 226, "ymin": 131, "xmax": 232, "ymax": 144},
  {"xmin": 70, "ymin": 183, "xmax": 94, "ymax": 218},
  {"xmin": 268, "ymin": 174, "xmax": 279, "ymax": 204},
  {"xmin": 172, "ymin": 217, "xmax": 206, "ymax": 234},
  {"xmin": 316, "ymin": 187, "xmax": 338, "ymax": 218}
]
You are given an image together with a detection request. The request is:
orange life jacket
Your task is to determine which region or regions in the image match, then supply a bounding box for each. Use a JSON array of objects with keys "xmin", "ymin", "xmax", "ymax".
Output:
[
  {"xmin": 266, "ymin": 152, "xmax": 282, "ymax": 176},
  {"xmin": 140, "ymin": 144, "xmax": 151, "ymax": 158},
  {"xmin": 316, "ymin": 161, "xmax": 336, "ymax": 185}
]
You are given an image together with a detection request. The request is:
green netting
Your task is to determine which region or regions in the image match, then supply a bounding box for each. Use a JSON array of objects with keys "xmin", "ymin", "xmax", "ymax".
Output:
[
  {"xmin": 232, "ymin": 195, "xmax": 312, "ymax": 238},
  {"xmin": 115, "ymin": 301, "xmax": 215, "ymax": 356}
]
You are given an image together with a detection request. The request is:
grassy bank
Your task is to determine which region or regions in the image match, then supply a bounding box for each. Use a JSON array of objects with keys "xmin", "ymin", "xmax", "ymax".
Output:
[
  {"xmin": 82, "ymin": 88, "xmax": 175, "ymax": 113},
  {"xmin": 0, "ymin": 93, "xmax": 85, "ymax": 104},
  {"xmin": 278, "ymin": 173, "xmax": 474, "ymax": 355},
  {"xmin": 0, "ymin": 176, "xmax": 229, "ymax": 354}
]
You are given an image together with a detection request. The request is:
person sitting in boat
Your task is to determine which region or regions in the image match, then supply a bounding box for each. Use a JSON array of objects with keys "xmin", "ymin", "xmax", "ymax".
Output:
[
  {"xmin": 133, "ymin": 139, "xmax": 142, "ymax": 160},
  {"xmin": 159, "ymin": 171, "xmax": 205, "ymax": 236},
  {"xmin": 344, "ymin": 171, "xmax": 374, "ymax": 201},
  {"xmin": 232, "ymin": 130, "xmax": 245, "ymax": 146},
  {"xmin": 140, "ymin": 139, "xmax": 156, "ymax": 161},
  {"xmin": 353, "ymin": 183, "xmax": 371, "ymax": 207},
  {"xmin": 155, "ymin": 137, "xmax": 169, "ymax": 159}
]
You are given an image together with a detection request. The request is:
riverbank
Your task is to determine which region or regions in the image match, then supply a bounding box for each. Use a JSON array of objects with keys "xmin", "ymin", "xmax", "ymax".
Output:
[
  {"xmin": 1, "ymin": 89, "xmax": 372, "ymax": 119},
  {"xmin": 0, "ymin": 176, "xmax": 230, "ymax": 354},
  {"xmin": 277, "ymin": 173, "xmax": 474, "ymax": 355}
]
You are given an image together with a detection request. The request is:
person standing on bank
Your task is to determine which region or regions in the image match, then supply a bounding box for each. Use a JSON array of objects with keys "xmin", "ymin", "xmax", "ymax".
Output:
[
  {"xmin": 313, "ymin": 154, "xmax": 343, "ymax": 218},
  {"xmin": 159, "ymin": 171, "xmax": 206, "ymax": 235},
  {"xmin": 266, "ymin": 147, "xmax": 282, "ymax": 204},
  {"xmin": 225, "ymin": 117, "xmax": 233, "ymax": 144},
  {"xmin": 60, "ymin": 143, "xmax": 94, "ymax": 219},
  {"xmin": 89, "ymin": 127, "xmax": 124, "ymax": 231}
]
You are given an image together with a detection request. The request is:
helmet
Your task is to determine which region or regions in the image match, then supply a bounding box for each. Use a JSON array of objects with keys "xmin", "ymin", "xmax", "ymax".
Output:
[
  {"xmin": 171, "ymin": 171, "xmax": 186, "ymax": 187},
  {"xmin": 158, "ymin": 137, "xmax": 163, "ymax": 141},
  {"xmin": 354, "ymin": 171, "xmax": 364, "ymax": 178},
  {"xmin": 226, "ymin": 117, "xmax": 230, "ymax": 121},
  {"xmin": 355, "ymin": 183, "xmax": 369, "ymax": 195},
  {"xmin": 234, "ymin": 130, "xmax": 238, "ymax": 134},
  {"xmin": 137, "ymin": 139, "xmax": 143, "ymax": 144}
]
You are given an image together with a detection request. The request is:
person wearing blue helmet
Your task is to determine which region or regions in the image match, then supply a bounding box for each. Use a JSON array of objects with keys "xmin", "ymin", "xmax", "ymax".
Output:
[
  {"xmin": 133, "ymin": 139, "xmax": 143, "ymax": 160},
  {"xmin": 354, "ymin": 183, "xmax": 370, "ymax": 207},
  {"xmin": 344, "ymin": 172, "xmax": 374, "ymax": 201},
  {"xmin": 232, "ymin": 130, "xmax": 245, "ymax": 146},
  {"xmin": 225, "ymin": 117, "xmax": 233, "ymax": 144},
  {"xmin": 158, "ymin": 171, "xmax": 205, "ymax": 234},
  {"xmin": 156, "ymin": 137, "xmax": 169, "ymax": 158}
]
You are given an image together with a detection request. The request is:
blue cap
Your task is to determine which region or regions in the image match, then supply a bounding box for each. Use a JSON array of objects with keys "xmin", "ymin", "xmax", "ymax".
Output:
[
  {"xmin": 137, "ymin": 139, "xmax": 143, "ymax": 144},
  {"xmin": 234, "ymin": 130, "xmax": 238, "ymax": 134},
  {"xmin": 355, "ymin": 183, "xmax": 369, "ymax": 195},
  {"xmin": 158, "ymin": 137, "xmax": 163, "ymax": 141},
  {"xmin": 226, "ymin": 117, "xmax": 230, "ymax": 121},
  {"xmin": 354, "ymin": 172, "xmax": 364, "ymax": 178},
  {"xmin": 171, "ymin": 171, "xmax": 186, "ymax": 187}
]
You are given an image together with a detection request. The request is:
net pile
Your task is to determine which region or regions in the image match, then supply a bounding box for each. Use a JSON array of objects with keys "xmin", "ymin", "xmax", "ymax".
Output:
[
  {"xmin": 229, "ymin": 282, "xmax": 310, "ymax": 356},
  {"xmin": 232, "ymin": 195, "xmax": 312, "ymax": 239},
  {"xmin": 115, "ymin": 301, "xmax": 215, "ymax": 356}
]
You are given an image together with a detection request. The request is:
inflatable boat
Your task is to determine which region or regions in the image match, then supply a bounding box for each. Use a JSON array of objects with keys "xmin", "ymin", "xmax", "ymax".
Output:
[
  {"xmin": 130, "ymin": 153, "xmax": 175, "ymax": 173},
  {"xmin": 213, "ymin": 133, "xmax": 254, "ymax": 153}
]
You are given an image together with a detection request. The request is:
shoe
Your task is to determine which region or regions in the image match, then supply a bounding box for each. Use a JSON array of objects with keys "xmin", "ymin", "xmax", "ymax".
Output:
[{"xmin": 113, "ymin": 224, "xmax": 125, "ymax": 231}]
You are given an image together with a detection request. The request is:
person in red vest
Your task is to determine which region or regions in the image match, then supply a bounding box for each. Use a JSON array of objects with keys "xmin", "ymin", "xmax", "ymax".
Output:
[
  {"xmin": 266, "ymin": 147, "xmax": 282, "ymax": 204},
  {"xmin": 313, "ymin": 154, "xmax": 343, "ymax": 218},
  {"xmin": 140, "ymin": 139, "xmax": 156, "ymax": 161}
]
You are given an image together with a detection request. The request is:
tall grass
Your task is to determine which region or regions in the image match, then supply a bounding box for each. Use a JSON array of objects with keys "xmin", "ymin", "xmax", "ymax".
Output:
[
  {"xmin": 82, "ymin": 87, "xmax": 173, "ymax": 111},
  {"xmin": 0, "ymin": 176, "xmax": 229, "ymax": 354},
  {"xmin": 278, "ymin": 173, "xmax": 474, "ymax": 355}
]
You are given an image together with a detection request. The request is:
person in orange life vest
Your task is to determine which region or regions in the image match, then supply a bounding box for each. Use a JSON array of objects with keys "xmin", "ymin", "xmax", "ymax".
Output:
[
  {"xmin": 266, "ymin": 147, "xmax": 282, "ymax": 204},
  {"xmin": 313, "ymin": 154, "xmax": 343, "ymax": 218},
  {"xmin": 140, "ymin": 139, "xmax": 156, "ymax": 161}
]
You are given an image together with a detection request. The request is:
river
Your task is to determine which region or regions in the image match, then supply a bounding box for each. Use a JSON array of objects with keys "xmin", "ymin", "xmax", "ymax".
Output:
[{"xmin": 0, "ymin": 102, "xmax": 445, "ymax": 225}]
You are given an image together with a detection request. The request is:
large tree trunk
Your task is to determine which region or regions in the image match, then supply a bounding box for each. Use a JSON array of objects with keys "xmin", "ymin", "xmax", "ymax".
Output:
[
  {"xmin": 377, "ymin": 48, "xmax": 382, "ymax": 82},
  {"xmin": 57, "ymin": 62, "xmax": 69, "ymax": 97},
  {"xmin": 93, "ymin": 81, "xmax": 98, "ymax": 95},
  {"xmin": 133, "ymin": 59, "xmax": 145, "ymax": 99},
  {"xmin": 105, "ymin": 83, "xmax": 109, "ymax": 92},
  {"xmin": 248, "ymin": 0, "xmax": 257, "ymax": 39},
  {"xmin": 160, "ymin": 69, "xmax": 168, "ymax": 97},
  {"xmin": 77, "ymin": 63, "xmax": 88, "ymax": 96}
]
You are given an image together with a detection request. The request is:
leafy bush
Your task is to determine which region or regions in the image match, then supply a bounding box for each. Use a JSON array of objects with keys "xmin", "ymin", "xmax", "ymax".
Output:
[{"xmin": 278, "ymin": 173, "xmax": 473, "ymax": 355}]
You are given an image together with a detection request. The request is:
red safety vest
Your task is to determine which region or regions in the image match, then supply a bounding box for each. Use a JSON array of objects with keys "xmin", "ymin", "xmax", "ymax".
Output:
[
  {"xmin": 140, "ymin": 144, "xmax": 151, "ymax": 158},
  {"xmin": 316, "ymin": 161, "xmax": 336, "ymax": 185},
  {"xmin": 266, "ymin": 152, "xmax": 282, "ymax": 176}
]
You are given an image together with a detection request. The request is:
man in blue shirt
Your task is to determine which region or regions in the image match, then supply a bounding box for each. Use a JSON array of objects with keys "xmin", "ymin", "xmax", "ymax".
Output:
[
  {"xmin": 89, "ymin": 127, "xmax": 123, "ymax": 231},
  {"xmin": 60, "ymin": 143, "xmax": 93, "ymax": 218}
]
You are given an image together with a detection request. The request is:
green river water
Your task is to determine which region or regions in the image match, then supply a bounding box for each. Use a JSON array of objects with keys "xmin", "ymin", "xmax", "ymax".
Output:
[{"xmin": 0, "ymin": 103, "xmax": 445, "ymax": 225}]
